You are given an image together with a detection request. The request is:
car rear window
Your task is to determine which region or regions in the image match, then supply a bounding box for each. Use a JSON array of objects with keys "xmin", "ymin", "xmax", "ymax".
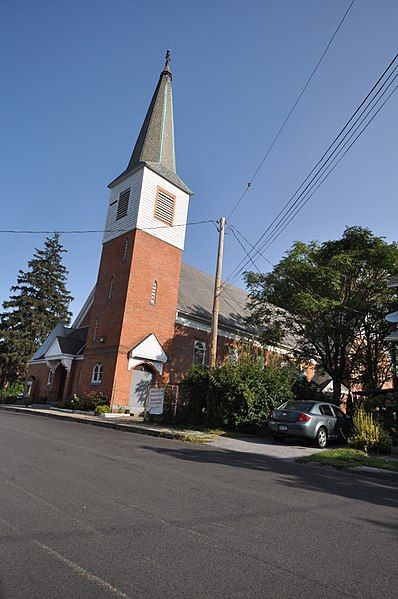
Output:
[{"xmin": 278, "ymin": 401, "xmax": 315, "ymax": 411}]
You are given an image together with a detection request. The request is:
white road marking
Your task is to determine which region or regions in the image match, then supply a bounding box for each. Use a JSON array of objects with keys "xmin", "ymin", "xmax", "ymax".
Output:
[
  {"xmin": 34, "ymin": 541, "xmax": 131, "ymax": 599},
  {"xmin": 0, "ymin": 516, "xmax": 131, "ymax": 599}
]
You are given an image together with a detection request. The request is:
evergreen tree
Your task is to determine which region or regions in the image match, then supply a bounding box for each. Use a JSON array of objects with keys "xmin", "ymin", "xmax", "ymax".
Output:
[{"xmin": 0, "ymin": 233, "xmax": 73, "ymax": 386}]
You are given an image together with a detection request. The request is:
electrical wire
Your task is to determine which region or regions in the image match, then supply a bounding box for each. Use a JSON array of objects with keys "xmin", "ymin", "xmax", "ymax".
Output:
[
  {"xmin": 227, "ymin": 0, "xmax": 355, "ymax": 219},
  {"xmin": 223, "ymin": 52, "xmax": 398, "ymax": 287},
  {"xmin": 0, "ymin": 220, "xmax": 215, "ymax": 234}
]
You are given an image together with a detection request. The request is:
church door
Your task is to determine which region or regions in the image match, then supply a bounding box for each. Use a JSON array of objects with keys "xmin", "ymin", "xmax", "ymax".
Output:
[
  {"xmin": 129, "ymin": 365, "xmax": 153, "ymax": 415},
  {"xmin": 57, "ymin": 367, "xmax": 67, "ymax": 400}
]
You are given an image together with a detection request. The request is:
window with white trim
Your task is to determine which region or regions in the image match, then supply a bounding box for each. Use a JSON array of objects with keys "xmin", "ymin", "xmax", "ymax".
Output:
[
  {"xmin": 150, "ymin": 280, "xmax": 158, "ymax": 305},
  {"xmin": 116, "ymin": 188, "xmax": 130, "ymax": 220},
  {"xmin": 93, "ymin": 316, "xmax": 99, "ymax": 341},
  {"xmin": 108, "ymin": 277, "xmax": 114, "ymax": 301},
  {"xmin": 47, "ymin": 369, "xmax": 54, "ymax": 386},
  {"xmin": 154, "ymin": 188, "xmax": 174, "ymax": 225},
  {"xmin": 193, "ymin": 340, "xmax": 206, "ymax": 365},
  {"xmin": 91, "ymin": 363, "xmax": 103, "ymax": 384}
]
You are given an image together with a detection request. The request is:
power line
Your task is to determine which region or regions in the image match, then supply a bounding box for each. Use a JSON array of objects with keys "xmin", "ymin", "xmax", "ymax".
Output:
[
  {"xmin": 0, "ymin": 220, "xmax": 215, "ymax": 235},
  {"xmin": 253, "ymin": 67, "xmax": 398, "ymax": 257},
  {"xmin": 227, "ymin": 223, "xmax": 363, "ymax": 315},
  {"xmin": 230, "ymin": 74, "xmax": 398, "ymax": 284},
  {"xmin": 223, "ymin": 51, "xmax": 398, "ymax": 287},
  {"xmin": 225, "ymin": 53, "xmax": 398, "ymax": 285},
  {"xmin": 227, "ymin": 0, "xmax": 355, "ymax": 219}
]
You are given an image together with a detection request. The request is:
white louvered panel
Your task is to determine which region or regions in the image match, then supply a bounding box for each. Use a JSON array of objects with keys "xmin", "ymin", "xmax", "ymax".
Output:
[
  {"xmin": 137, "ymin": 167, "xmax": 190, "ymax": 250},
  {"xmin": 155, "ymin": 190, "xmax": 174, "ymax": 225},
  {"xmin": 116, "ymin": 188, "xmax": 130, "ymax": 220},
  {"xmin": 102, "ymin": 169, "xmax": 144, "ymax": 243}
]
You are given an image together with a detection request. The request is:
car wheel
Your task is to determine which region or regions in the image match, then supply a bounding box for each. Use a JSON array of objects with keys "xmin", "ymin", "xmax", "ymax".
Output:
[
  {"xmin": 272, "ymin": 434, "xmax": 286, "ymax": 442},
  {"xmin": 315, "ymin": 427, "xmax": 327, "ymax": 449}
]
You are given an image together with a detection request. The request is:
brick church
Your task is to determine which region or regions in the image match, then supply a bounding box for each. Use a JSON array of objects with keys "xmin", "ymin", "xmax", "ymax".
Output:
[{"xmin": 26, "ymin": 53, "xmax": 295, "ymax": 412}]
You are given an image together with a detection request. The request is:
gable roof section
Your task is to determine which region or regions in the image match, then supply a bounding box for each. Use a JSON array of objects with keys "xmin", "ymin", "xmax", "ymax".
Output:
[
  {"xmin": 31, "ymin": 326, "xmax": 88, "ymax": 362},
  {"xmin": 129, "ymin": 333, "xmax": 168, "ymax": 363},
  {"xmin": 177, "ymin": 263, "xmax": 297, "ymax": 349},
  {"xmin": 31, "ymin": 322, "xmax": 69, "ymax": 360},
  {"xmin": 177, "ymin": 263, "xmax": 255, "ymax": 334},
  {"xmin": 58, "ymin": 327, "xmax": 88, "ymax": 355}
]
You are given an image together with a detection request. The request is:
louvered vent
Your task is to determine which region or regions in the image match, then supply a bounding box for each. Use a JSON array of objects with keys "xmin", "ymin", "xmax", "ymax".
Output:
[
  {"xmin": 155, "ymin": 189, "xmax": 174, "ymax": 225},
  {"xmin": 116, "ymin": 188, "xmax": 130, "ymax": 220}
]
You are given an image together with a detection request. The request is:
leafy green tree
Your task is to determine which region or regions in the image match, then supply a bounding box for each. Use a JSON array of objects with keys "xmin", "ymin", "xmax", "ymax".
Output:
[
  {"xmin": 0, "ymin": 233, "xmax": 73, "ymax": 386},
  {"xmin": 245, "ymin": 227, "xmax": 398, "ymax": 401},
  {"xmin": 179, "ymin": 356, "xmax": 296, "ymax": 431}
]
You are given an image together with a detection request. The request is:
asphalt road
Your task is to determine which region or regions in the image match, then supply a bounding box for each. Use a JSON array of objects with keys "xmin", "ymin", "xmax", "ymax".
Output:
[{"xmin": 0, "ymin": 412, "xmax": 397, "ymax": 599}]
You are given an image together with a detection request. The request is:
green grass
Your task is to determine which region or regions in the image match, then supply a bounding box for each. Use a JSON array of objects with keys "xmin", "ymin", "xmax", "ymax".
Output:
[{"xmin": 299, "ymin": 448, "xmax": 398, "ymax": 473}]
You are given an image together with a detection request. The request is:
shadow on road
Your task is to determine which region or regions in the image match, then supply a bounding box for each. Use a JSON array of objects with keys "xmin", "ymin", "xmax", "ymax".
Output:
[{"xmin": 142, "ymin": 443, "xmax": 398, "ymax": 510}]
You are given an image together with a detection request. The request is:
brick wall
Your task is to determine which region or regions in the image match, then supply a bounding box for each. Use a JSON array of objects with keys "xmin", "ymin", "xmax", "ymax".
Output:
[
  {"xmin": 165, "ymin": 323, "xmax": 237, "ymax": 383},
  {"xmin": 77, "ymin": 229, "xmax": 182, "ymax": 406}
]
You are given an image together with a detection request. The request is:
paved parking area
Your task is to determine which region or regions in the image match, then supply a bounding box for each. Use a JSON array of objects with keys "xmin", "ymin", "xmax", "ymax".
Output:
[{"xmin": 210, "ymin": 434, "xmax": 325, "ymax": 460}]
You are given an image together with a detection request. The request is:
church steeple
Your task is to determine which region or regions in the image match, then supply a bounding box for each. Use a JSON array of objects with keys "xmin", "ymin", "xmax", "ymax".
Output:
[{"xmin": 110, "ymin": 51, "xmax": 192, "ymax": 195}]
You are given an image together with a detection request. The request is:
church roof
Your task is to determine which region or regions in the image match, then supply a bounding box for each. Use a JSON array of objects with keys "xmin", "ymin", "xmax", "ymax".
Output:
[
  {"xmin": 32, "ymin": 326, "xmax": 88, "ymax": 360},
  {"xmin": 109, "ymin": 51, "xmax": 192, "ymax": 195},
  {"xmin": 32, "ymin": 265, "xmax": 296, "ymax": 364},
  {"xmin": 177, "ymin": 263, "xmax": 297, "ymax": 349},
  {"xmin": 57, "ymin": 327, "xmax": 88, "ymax": 355}
]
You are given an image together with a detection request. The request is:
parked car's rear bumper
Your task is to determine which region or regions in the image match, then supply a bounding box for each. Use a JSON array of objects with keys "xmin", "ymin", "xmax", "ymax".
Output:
[{"xmin": 268, "ymin": 420, "xmax": 316, "ymax": 439}]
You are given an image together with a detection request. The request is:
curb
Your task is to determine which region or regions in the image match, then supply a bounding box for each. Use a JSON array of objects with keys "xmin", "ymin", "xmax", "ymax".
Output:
[
  {"xmin": 0, "ymin": 405, "xmax": 203, "ymax": 442},
  {"xmin": 346, "ymin": 465, "xmax": 398, "ymax": 481}
]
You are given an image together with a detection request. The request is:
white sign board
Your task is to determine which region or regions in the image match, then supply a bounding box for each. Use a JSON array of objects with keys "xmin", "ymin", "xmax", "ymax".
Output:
[{"xmin": 147, "ymin": 388, "xmax": 164, "ymax": 415}]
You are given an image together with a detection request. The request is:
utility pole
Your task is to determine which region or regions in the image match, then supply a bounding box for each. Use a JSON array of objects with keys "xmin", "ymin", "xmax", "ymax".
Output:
[{"xmin": 209, "ymin": 217, "xmax": 226, "ymax": 368}]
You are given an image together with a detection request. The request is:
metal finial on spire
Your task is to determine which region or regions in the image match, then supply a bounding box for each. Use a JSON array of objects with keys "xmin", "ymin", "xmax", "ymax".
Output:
[{"xmin": 163, "ymin": 49, "xmax": 172, "ymax": 76}]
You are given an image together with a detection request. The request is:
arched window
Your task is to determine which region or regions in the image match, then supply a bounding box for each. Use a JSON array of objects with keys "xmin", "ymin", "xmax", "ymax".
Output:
[
  {"xmin": 193, "ymin": 340, "xmax": 206, "ymax": 365},
  {"xmin": 150, "ymin": 280, "xmax": 158, "ymax": 305},
  {"xmin": 108, "ymin": 277, "xmax": 114, "ymax": 300},
  {"xmin": 93, "ymin": 316, "xmax": 99, "ymax": 341},
  {"xmin": 122, "ymin": 237, "xmax": 129, "ymax": 260},
  {"xmin": 47, "ymin": 369, "xmax": 54, "ymax": 386},
  {"xmin": 91, "ymin": 363, "xmax": 103, "ymax": 384}
]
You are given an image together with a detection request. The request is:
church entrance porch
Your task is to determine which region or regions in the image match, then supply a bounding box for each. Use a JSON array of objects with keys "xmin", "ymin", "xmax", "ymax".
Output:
[{"xmin": 128, "ymin": 364, "xmax": 154, "ymax": 416}]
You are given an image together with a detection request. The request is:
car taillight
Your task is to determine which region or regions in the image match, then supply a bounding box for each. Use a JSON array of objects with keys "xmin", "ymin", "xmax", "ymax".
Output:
[{"xmin": 298, "ymin": 412, "xmax": 311, "ymax": 422}]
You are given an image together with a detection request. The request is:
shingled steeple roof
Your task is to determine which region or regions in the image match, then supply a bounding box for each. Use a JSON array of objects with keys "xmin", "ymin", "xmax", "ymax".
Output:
[{"xmin": 109, "ymin": 51, "xmax": 192, "ymax": 195}]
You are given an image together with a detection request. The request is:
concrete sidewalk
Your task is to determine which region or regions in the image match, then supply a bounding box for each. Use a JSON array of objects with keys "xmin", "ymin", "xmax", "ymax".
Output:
[{"xmin": 0, "ymin": 404, "xmax": 211, "ymax": 442}]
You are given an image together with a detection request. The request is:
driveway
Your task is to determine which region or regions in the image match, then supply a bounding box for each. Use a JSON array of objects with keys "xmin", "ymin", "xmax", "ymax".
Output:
[{"xmin": 210, "ymin": 434, "xmax": 325, "ymax": 460}]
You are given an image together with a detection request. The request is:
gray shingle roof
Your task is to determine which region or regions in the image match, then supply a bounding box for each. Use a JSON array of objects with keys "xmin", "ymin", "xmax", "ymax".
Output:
[
  {"xmin": 57, "ymin": 327, "xmax": 88, "ymax": 355},
  {"xmin": 109, "ymin": 57, "xmax": 192, "ymax": 195},
  {"xmin": 177, "ymin": 263, "xmax": 297, "ymax": 348}
]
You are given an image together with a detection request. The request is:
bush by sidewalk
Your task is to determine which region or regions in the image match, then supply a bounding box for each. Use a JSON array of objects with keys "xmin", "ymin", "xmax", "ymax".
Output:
[
  {"xmin": 178, "ymin": 356, "xmax": 296, "ymax": 433},
  {"xmin": 348, "ymin": 405, "xmax": 392, "ymax": 454}
]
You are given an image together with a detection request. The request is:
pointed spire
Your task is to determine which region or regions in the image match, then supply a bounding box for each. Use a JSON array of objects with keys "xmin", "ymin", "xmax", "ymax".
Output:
[{"xmin": 109, "ymin": 51, "xmax": 192, "ymax": 195}]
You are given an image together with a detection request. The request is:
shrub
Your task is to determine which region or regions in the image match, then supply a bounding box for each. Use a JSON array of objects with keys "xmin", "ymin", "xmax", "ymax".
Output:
[
  {"xmin": 179, "ymin": 357, "xmax": 296, "ymax": 432},
  {"xmin": 0, "ymin": 382, "xmax": 24, "ymax": 399},
  {"xmin": 348, "ymin": 405, "xmax": 392, "ymax": 454},
  {"xmin": 179, "ymin": 365, "xmax": 210, "ymax": 424},
  {"xmin": 95, "ymin": 404, "xmax": 111, "ymax": 416},
  {"xmin": 74, "ymin": 391, "xmax": 109, "ymax": 411}
]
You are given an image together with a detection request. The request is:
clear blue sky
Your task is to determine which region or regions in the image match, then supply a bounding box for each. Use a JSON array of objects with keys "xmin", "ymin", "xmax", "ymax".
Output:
[{"xmin": 1, "ymin": 0, "xmax": 397, "ymax": 318}]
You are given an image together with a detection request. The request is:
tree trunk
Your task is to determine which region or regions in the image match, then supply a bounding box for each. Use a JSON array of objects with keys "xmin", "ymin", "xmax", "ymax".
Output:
[{"xmin": 332, "ymin": 378, "xmax": 342, "ymax": 404}]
